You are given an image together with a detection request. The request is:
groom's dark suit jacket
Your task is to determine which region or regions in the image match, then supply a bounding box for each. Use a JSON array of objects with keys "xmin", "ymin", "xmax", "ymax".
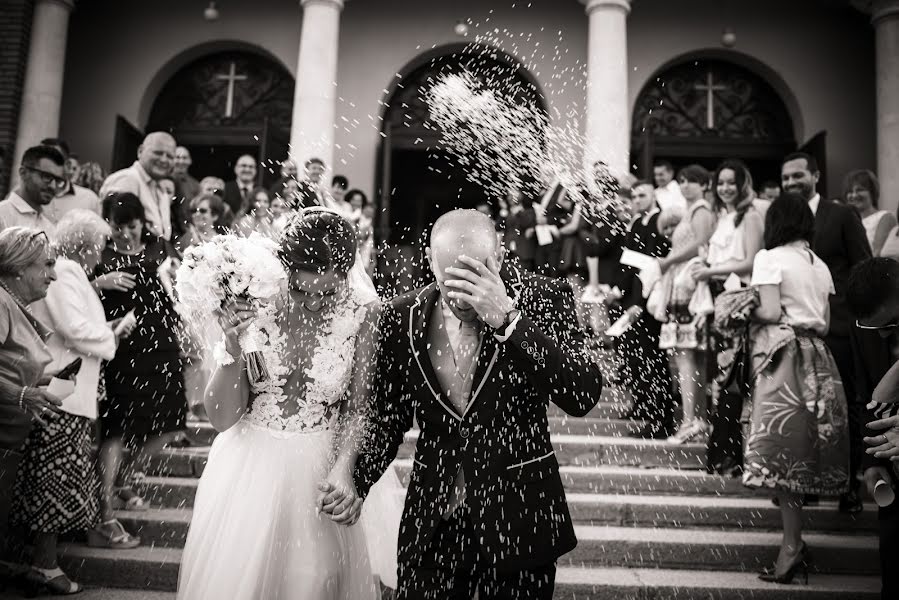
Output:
[{"xmin": 354, "ymin": 265, "xmax": 602, "ymax": 572}]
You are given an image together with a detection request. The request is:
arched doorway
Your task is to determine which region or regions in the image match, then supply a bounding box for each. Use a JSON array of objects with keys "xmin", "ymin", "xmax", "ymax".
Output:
[
  {"xmin": 375, "ymin": 44, "xmax": 546, "ymax": 293},
  {"xmin": 137, "ymin": 49, "xmax": 294, "ymax": 187},
  {"xmin": 631, "ymin": 56, "xmax": 801, "ymax": 190}
]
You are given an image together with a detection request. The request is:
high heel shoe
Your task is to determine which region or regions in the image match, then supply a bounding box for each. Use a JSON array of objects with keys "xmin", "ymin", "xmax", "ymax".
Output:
[{"xmin": 758, "ymin": 542, "xmax": 810, "ymax": 584}]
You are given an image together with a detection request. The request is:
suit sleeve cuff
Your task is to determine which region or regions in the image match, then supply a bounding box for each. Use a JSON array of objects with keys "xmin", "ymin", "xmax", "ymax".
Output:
[{"xmin": 493, "ymin": 310, "xmax": 523, "ymax": 342}]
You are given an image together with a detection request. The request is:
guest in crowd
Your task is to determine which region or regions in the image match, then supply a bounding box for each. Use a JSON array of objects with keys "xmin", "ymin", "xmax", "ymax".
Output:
[
  {"xmin": 222, "ymin": 154, "xmax": 258, "ymax": 217},
  {"xmin": 881, "ymin": 215, "xmax": 899, "ymax": 261},
  {"xmin": 759, "ymin": 180, "xmax": 781, "ymax": 202},
  {"xmin": 170, "ymin": 146, "xmax": 201, "ymax": 239},
  {"xmin": 742, "ymin": 192, "xmax": 850, "ymax": 584},
  {"xmin": 0, "ymin": 145, "xmax": 66, "ymax": 236},
  {"xmin": 609, "ymin": 180, "xmax": 675, "ymax": 438},
  {"xmin": 693, "ymin": 159, "xmax": 765, "ymax": 475},
  {"xmin": 653, "ymin": 159, "xmax": 687, "ymax": 214},
  {"xmin": 658, "ymin": 164, "xmax": 716, "ymax": 444},
  {"xmin": 75, "ymin": 161, "xmax": 106, "ymax": 195},
  {"xmin": 39, "ymin": 138, "xmax": 101, "ymax": 223},
  {"xmin": 847, "ymin": 257, "xmax": 899, "ymax": 600},
  {"xmin": 782, "ymin": 152, "xmax": 871, "ymax": 513},
  {"xmin": 95, "ymin": 193, "xmax": 186, "ymax": 515},
  {"xmin": 347, "ymin": 189, "xmax": 375, "ymax": 274},
  {"xmin": 531, "ymin": 166, "xmax": 568, "ymax": 277},
  {"xmin": 269, "ymin": 194, "xmax": 291, "ymax": 236},
  {"xmin": 557, "ymin": 192, "xmax": 593, "ymax": 326},
  {"xmin": 0, "ymin": 228, "xmax": 63, "ymax": 584},
  {"xmin": 330, "ymin": 174, "xmax": 351, "ymax": 214},
  {"xmin": 12, "ymin": 210, "xmax": 140, "ymax": 597},
  {"xmin": 65, "ymin": 154, "xmax": 81, "ymax": 184},
  {"xmin": 100, "ymin": 131, "xmax": 177, "ymax": 240},
  {"xmin": 232, "ymin": 187, "xmax": 276, "ymax": 238},
  {"xmin": 503, "ymin": 188, "xmax": 537, "ymax": 272},
  {"xmin": 843, "ymin": 169, "xmax": 896, "ymax": 258},
  {"xmin": 296, "ymin": 157, "xmax": 327, "ymax": 208},
  {"xmin": 198, "ymin": 176, "xmax": 225, "ymax": 198},
  {"xmin": 175, "ymin": 193, "xmax": 229, "ymax": 253},
  {"xmin": 657, "ymin": 208, "xmax": 683, "ymax": 240}
]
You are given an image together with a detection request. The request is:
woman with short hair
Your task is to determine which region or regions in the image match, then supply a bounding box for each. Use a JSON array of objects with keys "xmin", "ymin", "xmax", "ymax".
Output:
[
  {"xmin": 843, "ymin": 169, "xmax": 896, "ymax": 257},
  {"xmin": 233, "ymin": 187, "xmax": 276, "ymax": 238}
]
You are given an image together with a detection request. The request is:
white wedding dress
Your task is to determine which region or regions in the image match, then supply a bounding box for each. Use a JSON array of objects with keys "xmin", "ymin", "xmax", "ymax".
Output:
[{"xmin": 177, "ymin": 284, "xmax": 402, "ymax": 600}]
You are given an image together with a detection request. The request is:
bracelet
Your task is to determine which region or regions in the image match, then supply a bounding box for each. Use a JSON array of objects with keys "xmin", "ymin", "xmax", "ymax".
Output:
[{"xmin": 18, "ymin": 386, "xmax": 27, "ymax": 410}]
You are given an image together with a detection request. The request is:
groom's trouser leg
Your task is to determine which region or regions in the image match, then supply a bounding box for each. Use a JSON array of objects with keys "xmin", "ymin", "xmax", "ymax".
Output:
[
  {"xmin": 396, "ymin": 507, "xmax": 478, "ymax": 600},
  {"xmin": 477, "ymin": 563, "xmax": 556, "ymax": 600}
]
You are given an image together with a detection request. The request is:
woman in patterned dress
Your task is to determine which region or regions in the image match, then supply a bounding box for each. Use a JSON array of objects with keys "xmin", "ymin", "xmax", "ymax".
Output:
[{"xmin": 742, "ymin": 192, "xmax": 850, "ymax": 584}]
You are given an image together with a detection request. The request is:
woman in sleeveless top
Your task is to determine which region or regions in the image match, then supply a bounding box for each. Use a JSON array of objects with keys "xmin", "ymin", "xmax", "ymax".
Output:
[
  {"xmin": 657, "ymin": 165, "xmax": 717, "ymax": 444},
  {"xmin": 843, "ymin": 169, "xmax": 896, "ymax": 257},
  {"xmin": 693, "ymin": 160, "xmax": 764, "ymax": 475}
]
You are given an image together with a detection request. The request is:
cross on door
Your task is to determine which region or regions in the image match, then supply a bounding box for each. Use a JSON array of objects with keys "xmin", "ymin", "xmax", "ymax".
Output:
[
  {"xmin": 215, "ymin": 62, "xmax": 247, "ymax": 118},
  {"xmin": 695, "ymin": 71, "xmax": 727, "ymax": 129}
]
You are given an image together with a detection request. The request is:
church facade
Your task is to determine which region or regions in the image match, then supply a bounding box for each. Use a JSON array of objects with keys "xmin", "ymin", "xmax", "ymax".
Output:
[{"xmin": 4, "ymin": 0, "xmax": 898, "ymax": 225}]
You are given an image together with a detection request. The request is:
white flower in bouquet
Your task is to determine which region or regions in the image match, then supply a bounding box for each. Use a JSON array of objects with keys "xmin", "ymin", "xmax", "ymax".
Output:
[{"xmin": 175, "ymin": 233, "xmax": 288, "ymax": 383}]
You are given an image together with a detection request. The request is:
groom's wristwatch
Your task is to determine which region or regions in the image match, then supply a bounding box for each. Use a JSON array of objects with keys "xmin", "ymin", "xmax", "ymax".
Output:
[{"xmin": 493, "ymin": 307, "xmax": 522, "ymax": 339}]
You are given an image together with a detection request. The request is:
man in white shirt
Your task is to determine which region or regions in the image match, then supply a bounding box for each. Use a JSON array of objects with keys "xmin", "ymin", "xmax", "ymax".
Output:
[
  {"xmin": 39, "ymin": 138, "xmax": 100, "ymax": 223},
  {"xmin": 653, "ymin": 159, "xmax": 687, "ymax": 214},
  {"xmin": 99, "ymin": 132, "xmax": 176, "ymax": 240},
  {"xmin": 0, "ymin": 145, "xmax": 66, "ymax": 237}
]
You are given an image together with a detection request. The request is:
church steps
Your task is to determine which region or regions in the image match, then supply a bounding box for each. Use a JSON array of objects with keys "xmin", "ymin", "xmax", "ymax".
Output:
[
  {"xmin": 126, "ymin": 491, "xmax": 876, "ymax": 537},
  {"xmin": 55, "ymin": 542, "xmax": 881, "ymax": 596}
]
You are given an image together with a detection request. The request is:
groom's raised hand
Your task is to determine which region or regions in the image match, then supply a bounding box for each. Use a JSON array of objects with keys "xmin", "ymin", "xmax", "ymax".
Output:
[{"xmin": 445, "ymin": 255, "xmax": 515, "ymax": 329}]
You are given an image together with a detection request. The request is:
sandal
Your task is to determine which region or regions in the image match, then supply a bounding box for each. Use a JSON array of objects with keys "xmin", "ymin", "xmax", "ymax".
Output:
[
  {"xmin": 87, "ymin": 518, "xmax": 141, "ymax": 549},
  {"xmin": 112, "ymin": 487, "xmax": 148, "ymax": 511},
  {"xmin": 24, "ymin": 566, "xmax": 82, "ymax": 596}
]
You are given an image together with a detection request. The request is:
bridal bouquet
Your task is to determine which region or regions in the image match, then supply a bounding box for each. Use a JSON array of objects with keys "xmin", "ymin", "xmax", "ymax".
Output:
[{"xmin": 175, "ymin": 233, "xmax": 287, "ymax": 383}]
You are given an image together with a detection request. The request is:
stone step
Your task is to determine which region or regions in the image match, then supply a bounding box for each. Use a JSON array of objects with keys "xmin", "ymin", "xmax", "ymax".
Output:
[
  {"xmin": 145, "ymin": 432, "xmax": 709, "ymax": 479},
  {"xmin": 57, "ymin": 539, "xmax": 880, "ymax": 595},
  {"xmin": 142, "ymin": 461, "xmax": 778, "ymax": 510},
  {"xmin": 116, "ymin": 492, "xmax": 875, "ymax": 551},
  {"xmin": 564, "ymin": 526, "xmax": 878, "ymax": 575}
]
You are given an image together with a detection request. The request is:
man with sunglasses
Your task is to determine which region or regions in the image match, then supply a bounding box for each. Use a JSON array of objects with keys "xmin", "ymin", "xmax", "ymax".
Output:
[
  {"xmin": 847, "ymin": 257, "xmax": 899, "ymax": 600},
  {"xmin": 39, "ymin": 138, "xmax": 101, "ymax": 224},
  {"xmin": 0, "ymin": 145, "xmax": 64, "ymax": 237}
]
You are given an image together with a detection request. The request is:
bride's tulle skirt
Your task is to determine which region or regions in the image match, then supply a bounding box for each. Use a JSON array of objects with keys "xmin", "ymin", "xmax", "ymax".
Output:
[{"xmin": 177, "ymin": 420, "xmax": 402, "ymax": 600}]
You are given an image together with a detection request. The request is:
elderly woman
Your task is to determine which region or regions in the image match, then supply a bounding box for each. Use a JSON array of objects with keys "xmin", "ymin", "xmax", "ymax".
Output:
[
  {"xmin": 175, "ymin": 193, "xmax": 228, "ymax": 254},
  {"xmin": 17, "ymin": 211, "xmax": 142, "ymax": 558},
  {"xmin": 0, "ymin": 227, "xmax": 79, "ymax": 593},
  {"xmin": 96, "ymin": 193, "xmax": 186, "ymax": 513}
]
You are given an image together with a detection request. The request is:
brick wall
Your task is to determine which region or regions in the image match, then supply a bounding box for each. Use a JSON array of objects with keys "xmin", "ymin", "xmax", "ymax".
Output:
[{"xmin": 0, "ymin": 0, "xmax": 34, "ymax": 198}]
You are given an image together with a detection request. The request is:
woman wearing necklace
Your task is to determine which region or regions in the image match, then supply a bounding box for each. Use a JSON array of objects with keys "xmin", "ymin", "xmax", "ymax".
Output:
[{"xmin": 94, "ymin": 193, "xmax": 187, "ymax": 517}]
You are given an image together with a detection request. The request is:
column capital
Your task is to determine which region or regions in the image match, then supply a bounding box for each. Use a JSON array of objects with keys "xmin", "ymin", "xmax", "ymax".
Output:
[
  {"xmin": 38, "ymin": 0, "xmax": 75, "ymax": 10},
  {"xmin": 872, "ymin": 0, "xmax": 899, "ymax": 25},
  {"xmin": 301, "ymin": 0, "xmax": 345, "ymax": 10},
  {"xmin": 581, "ymin": 0, "xmax": 631, "ymax": 16}
]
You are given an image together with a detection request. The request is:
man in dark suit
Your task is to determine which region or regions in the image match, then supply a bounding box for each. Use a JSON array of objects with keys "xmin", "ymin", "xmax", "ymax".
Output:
[
  {"xmin": 352, "ymin": 209, "xmax": 602, "ymax": 599},
  {"xmin": 847, "ymin": 257, "xmax": 899, "ymax": 600},
  {"xmin": 221, "ymin": 154, "xmax": 257, "ymax": 217},
  {"xmin": 781, "ymin": 152, "xmax": 873, "ymax": 512},
  {"xmin": 502, "ymin": 190, "xmax": 537, "ymax": 271}
]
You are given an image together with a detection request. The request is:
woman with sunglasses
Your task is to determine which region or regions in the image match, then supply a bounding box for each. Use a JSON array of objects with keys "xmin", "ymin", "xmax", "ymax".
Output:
[{"xmin": 175, "ymin": 193, "xmax": 229, "ymax": 252}]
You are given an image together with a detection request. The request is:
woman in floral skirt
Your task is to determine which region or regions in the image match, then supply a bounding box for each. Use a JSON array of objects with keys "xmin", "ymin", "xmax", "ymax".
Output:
[{"xmin": 742, "ymin": 192, "xmax": 850, "ymax": 584}]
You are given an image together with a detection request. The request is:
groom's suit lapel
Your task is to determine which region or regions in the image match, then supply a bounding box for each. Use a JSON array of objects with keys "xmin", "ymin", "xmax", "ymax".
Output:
[{"xmin": 407, "ymin": 281, "xmax": 507, "ymax": 421}]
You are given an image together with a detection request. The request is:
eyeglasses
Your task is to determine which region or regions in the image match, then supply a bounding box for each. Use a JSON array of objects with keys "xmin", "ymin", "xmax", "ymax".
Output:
[
  {"xmin": 22, "ymin": 166, "xmax": 67, "ymax": 190},
  {"xmin": 855, "ymin": 318, "xmax": 899, "ymax": 332}
]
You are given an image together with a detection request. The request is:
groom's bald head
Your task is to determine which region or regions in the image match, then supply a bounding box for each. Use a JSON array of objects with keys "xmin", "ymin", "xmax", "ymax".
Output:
[{"xmin": 427, "ymin": 209, "xmax": 503, "ymax": 320}]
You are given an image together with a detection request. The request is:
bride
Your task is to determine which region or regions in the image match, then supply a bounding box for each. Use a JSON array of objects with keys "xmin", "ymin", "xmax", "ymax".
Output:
[{"xmin": 177, "ymin": 209, "xmax": 400, "ymax": 599}]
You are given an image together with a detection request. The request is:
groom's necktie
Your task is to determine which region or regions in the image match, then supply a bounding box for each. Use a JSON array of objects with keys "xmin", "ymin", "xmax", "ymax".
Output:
[{"xmin": 442, "ymin": 309, "xmax": 482, "ymax": 518}]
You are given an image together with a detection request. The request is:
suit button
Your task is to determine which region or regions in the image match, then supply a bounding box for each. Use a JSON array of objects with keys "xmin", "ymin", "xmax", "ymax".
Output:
[{"xmin": 460, "ymin": 427, "xmax": 470, "ymax": 439}]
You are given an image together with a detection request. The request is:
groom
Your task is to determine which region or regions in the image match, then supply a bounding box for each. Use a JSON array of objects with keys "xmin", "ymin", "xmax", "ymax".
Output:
[{"xmin": 348, "ymin": 209, "xmax": 602, "ymax": 598}]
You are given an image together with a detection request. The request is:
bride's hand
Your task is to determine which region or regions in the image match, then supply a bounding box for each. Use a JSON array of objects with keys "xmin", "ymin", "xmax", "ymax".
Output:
[
  {"xmin": 215, "ymin": 298, "xmax": 256, "ymax": 355},
  {"xmin": 317, "ymin": 465, "xmax": 363, "ymax": 526}
]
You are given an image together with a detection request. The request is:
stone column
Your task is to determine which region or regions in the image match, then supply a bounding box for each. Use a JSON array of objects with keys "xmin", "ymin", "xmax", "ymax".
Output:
[
  {"xmin": 289, "ymin": 0, "xmax": 345, "ymax": 173},
  {"xmin": 873, "ymin": 0, "xmax": 899, "ymax": 213},
  {"xmin": 582, "ymin": 0, "xmax": 631, "ymax": 177},
  {"xmin": 13, "ymin": 0, "xmax": 74, "ymax": 170}
]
